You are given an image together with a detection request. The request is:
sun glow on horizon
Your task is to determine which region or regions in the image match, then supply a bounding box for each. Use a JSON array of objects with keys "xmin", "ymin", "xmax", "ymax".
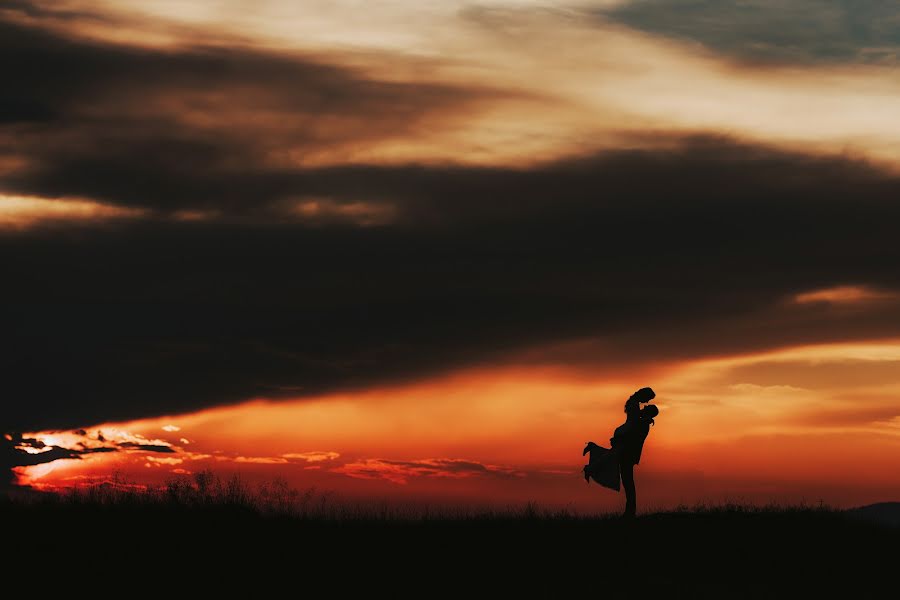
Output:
[{"xmin": 15, "ymin": 338, "xmax": 900, "ymax": 508}]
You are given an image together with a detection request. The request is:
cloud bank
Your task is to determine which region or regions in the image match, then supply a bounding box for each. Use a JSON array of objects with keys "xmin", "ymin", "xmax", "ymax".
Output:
[
  {"xmin": 3, "ymin": 6, "xmax": 900, "ymax": 459},
  {"xmin": 599, "ymin": 0, "xmax": 900, "ymax": 65}
]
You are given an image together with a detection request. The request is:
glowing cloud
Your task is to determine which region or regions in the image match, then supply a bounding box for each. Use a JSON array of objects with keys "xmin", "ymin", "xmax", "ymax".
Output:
[
  {"xmin": 0, "ymin": 194, "xmax": 143, "ymax": 229},
  {"xmin": 282, "ymin": 452, "xmax": 341, "ymax": 463},
  {"xmin": 794, "ymin": 286, "xmax": 897, "ymax": 305}
]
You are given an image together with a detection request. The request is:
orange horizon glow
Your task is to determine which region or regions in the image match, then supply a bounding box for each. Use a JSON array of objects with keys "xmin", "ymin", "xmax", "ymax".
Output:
[{"xmin": 17, "ymin": 337, "xmax": 900, "ymax": 510}]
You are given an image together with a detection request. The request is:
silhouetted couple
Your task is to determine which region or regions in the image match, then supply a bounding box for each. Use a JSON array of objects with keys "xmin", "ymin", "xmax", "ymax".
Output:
[{"xmin": 583, "ymin": 387, "xmax": 659, "ymax": 518}]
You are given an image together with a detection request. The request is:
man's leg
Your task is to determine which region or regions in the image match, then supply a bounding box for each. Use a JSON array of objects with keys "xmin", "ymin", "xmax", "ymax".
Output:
[{"xmin": 620, "ymin": 461, "xmax": 636, "ymax": 517}]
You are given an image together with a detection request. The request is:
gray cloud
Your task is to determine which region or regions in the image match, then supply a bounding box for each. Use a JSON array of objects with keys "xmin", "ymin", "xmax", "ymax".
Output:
[
  {"xmin": 2, "ymin": 11, "xmax": 900, "ymax": 452},
  {"xmin": 3, "ymin": 136, "xmax": 900, "ymax": 437},
  {"xmin": 332, "ymin": 458, "xmax": 523, "ymax": 484},
  {"xmin": 597, "ymin": 0, "xmax": 900, "ymax": 65},
  {"xmin": 0, "ymin": 15, "xmax": 502, "ymax": 212},
  {"xmin": 116, "ymin": 443, "xmax": 177, "ymax": 453}
]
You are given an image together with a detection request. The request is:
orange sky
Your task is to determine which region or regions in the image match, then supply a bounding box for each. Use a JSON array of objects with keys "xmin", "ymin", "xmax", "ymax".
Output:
[
  {"xmin": 4, "ymin": 2, "xmax": 900, "ymax": 512},
  {"xmin": 17, "ymin": 329, "xmax": 900, "ymax": 510}
]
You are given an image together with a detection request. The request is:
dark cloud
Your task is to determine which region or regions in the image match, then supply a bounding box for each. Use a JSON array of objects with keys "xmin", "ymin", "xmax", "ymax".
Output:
[
  {"xmin": 0, "ymin": 16, "xmax": 501, "ymax": 211},
  {"xmin": 11, "ymin": 446, "xmax": 117, "ymax": 468},
  {"xmin": 16, "ymin": 438, "xmax": 46, "ymax": 450},
  {"xmin": 116, "ymin": 443, "xmax": 177, "ymax": 453},
  {"xmin": 0, "ymin": 97, "xmax": 55, "ymax": 123},
  {"xmin": 596, "ymin": 0, "xmax": 900, "ymax": 65},
  {"xmin": 0, "ymin": 433, "xmax": 114, "ymax": 490},
  {"xmin": 0, "ymin": 432, "xmax": 176, "ymax": 487},
  {"xmin": 2, "ymin": 13, "xmax": 900, "ymax": 447},
  {"xmin": 333, "ymin": 458, "xmax": 523, "ymax": 484},
  {"xmin": 0, "ymin": 0, "xmax": 114, "ymax": 23},
  {"xmin": 383, "ymin": 459, "xmax": 498, "ymax": 475},
  {"xmin": 3, "ymin": 136, "xmax": 900, "ymax": 436}
]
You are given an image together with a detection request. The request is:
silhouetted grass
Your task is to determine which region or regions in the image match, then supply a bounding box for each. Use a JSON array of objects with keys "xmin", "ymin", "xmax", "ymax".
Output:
[
  {"xmin": 3, "ymin": 473, "xmax": 896, "ymax": 598},
  {"xmin": 7, "ymin": 470, "xmax": 592, "ymax": 520}
]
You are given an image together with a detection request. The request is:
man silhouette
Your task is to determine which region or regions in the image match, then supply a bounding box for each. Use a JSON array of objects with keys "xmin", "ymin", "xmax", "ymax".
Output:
[{"xmin": 611, "ymin": 396, "xmax": 658, "ymax": 518}]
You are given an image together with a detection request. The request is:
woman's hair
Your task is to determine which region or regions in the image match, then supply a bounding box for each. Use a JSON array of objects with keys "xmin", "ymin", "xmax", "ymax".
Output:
[
  {"xmin": 624, "ymin": 387, "xmax": 656, "ymax": 412},
  {"xmin": 624, "ymin": 397, "xmax": 638, "ymax": 413}
]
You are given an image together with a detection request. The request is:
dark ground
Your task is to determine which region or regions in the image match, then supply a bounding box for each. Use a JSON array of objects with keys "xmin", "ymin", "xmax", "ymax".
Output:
[{"xmin": 3, "ymin": 489, "xmax": 897, "ymax": 598}]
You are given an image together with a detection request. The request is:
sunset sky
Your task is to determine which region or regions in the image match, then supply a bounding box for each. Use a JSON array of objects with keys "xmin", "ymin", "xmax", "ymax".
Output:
[{"xmin": 3, "ymin": 0, "xmax": 900, "ymax": 511}]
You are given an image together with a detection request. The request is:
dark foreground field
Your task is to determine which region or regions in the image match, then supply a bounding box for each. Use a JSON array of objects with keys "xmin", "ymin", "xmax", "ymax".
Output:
[{"xmin": 3, "ymin": 483, "xmax": 896, "ymax": 598}]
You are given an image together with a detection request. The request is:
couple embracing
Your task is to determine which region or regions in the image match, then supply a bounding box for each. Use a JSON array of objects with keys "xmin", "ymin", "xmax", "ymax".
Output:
[{"xmin": 583, "ymin": 387, "xmax": 659, "ymax": 518}]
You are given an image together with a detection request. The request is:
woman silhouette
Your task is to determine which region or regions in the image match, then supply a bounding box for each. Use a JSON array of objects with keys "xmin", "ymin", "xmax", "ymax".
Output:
[{"xmin": 583, "ymin": 387, "xmax": 659, "ymax": 518}]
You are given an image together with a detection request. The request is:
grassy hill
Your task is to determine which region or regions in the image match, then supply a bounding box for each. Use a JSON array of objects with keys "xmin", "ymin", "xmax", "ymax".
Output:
[{"xmin": 4, "ymin": 480, "xmax": 896, "ymax": 597}]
